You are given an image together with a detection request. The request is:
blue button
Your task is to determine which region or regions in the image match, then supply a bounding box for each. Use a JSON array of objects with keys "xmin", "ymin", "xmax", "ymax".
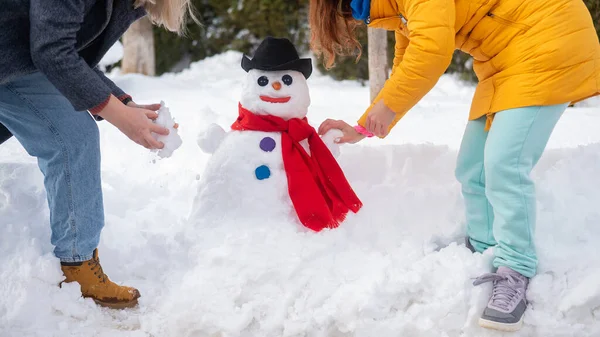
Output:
[{"xmin": 255, "ymin": 165, "xmax": 271, "ymax": 180}]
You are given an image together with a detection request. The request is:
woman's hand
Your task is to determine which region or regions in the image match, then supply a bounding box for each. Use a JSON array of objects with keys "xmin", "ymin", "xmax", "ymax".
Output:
[
  {"xmin": 97, "ymin": 95, "xmax": 170, "ymax": 149},
  {"xmin": 318, "ymin": 119, "xmax": 365, "ymax": 144},
  {"xmin": 126, "ymin": 101, "xmax": 179, "ymax": 129},
  {"xmin": 365, "ymin": 100, "xmax": 396, "ymax": 137}
]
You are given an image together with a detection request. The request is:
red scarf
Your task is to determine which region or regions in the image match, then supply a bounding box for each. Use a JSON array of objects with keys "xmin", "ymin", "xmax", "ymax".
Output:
[{"xmin": 232, "ymin": 103, "xmax": 362, "ymax": 231}]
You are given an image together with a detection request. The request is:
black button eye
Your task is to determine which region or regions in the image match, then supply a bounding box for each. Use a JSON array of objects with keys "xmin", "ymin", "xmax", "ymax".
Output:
[
  {"xmin": 282, "ymin": 75, "xmax": 293, "ymax": 86},
  {"xmin": 257, "ymin": 76, "xmax": 269, "ymax": 86}
]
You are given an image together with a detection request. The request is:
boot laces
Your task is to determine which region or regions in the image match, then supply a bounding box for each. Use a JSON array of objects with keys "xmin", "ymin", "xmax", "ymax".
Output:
[
  {"xmin": 473, "ymin": 273, "xmax": 525, "ymax": 311},
  {"xmin": 87, "ymin": 257, "xmax": 108, "ymax": 283}
]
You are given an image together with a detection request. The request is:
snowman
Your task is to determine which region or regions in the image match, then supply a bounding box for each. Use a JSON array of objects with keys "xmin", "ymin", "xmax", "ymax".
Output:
[{"xmin": 193, "ymin": 37, "xmax": 362, "ymax": 231}]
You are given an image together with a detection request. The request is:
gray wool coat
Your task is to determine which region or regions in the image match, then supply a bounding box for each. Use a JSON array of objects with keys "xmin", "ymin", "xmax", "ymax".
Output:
[{"xmin": 0, "ymin": 0, "xmax": 147, "ymax": 144}]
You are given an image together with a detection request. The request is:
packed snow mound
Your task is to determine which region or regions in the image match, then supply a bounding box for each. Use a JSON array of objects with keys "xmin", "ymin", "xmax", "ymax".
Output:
[{"xmin": 1, "ymin": 51, "xmax": 599, "ymax": 337}]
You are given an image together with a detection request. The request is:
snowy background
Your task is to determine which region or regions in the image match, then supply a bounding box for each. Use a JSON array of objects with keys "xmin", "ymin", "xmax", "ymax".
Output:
[{"xmin": 1, "ymin": 50, "xmax": 600, "ymax": 337}]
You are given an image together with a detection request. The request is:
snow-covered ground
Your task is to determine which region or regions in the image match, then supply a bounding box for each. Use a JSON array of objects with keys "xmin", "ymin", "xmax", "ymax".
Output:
[
  {"xmin": 97, "ymin": 41, "xmax": 123, "ymax": 71},
  {"xmin": 1, "ymin": 51, "xmax": 599, "ymax": 337}
]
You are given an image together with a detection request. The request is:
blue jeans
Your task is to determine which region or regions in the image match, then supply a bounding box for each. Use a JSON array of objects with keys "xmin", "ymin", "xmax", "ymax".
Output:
[
  {"xmin": 0, "ymin": 72, "xmax": 103, "ymax": 262},
  {"xmin": 456, "ymin": 104, "xmax": 568, "ymax": 278}
]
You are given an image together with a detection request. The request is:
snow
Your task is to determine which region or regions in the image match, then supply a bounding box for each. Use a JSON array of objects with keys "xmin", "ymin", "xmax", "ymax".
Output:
[
  {"xmin": 98, "ymin": 41, "xmax": 124, "ymax": 70},
  {"xmin": 189, "ymin": 129, "xmax": 296, "ymax": 229},
  {"xmin": 320, "ymin": 129, "xmax": 344, "ymax": 157},
  {"xmin": 197, "ymin": 123, "xmax": 227, "ymax": 154},
  {"xmin": 1, "ymin": 50, "xmax": 600, "ymax": 337},
  {"xmin": 151, "ymin": 102, "xmax": 182, "ymax": 158},
  {"xmin": 191, "ymin": 63, "xmax": 343, "ymax": 231}
]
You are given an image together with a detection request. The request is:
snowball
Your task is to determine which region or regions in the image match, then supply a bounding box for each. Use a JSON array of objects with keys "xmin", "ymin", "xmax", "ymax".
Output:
[
  {"xmin": 320, "ymin": 128, "xmax": 344, "ymax": 158},
  {"xmin": 197, "ymin": 123, "xmax": 226, "ymax": 154},
  {"xmin": 151, "ymin": 101, "xmax": 182, "ymax": 158}
]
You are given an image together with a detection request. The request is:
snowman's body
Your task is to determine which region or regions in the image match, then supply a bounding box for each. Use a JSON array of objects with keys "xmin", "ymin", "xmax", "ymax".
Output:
[
  {"xmin": 190, "ymin": 130, "xmax": 296, "ymax": 226},
  {"xmin": 191, "ymin": 58, "xmax": 344, "ymax": 228}
]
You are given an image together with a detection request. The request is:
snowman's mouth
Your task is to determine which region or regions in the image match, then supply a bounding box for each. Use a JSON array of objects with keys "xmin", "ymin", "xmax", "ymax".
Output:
[{"xmin": 260, "ymin": 95, "xmax": 291, "ymax": 103}]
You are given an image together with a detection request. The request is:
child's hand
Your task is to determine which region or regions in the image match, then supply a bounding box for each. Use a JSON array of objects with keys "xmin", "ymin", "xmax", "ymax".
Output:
[
  {"xmin": 318, "ymin": 119, "xmax": 365, "ymax": 144},
  {"xmin": 365, "ymin": 100, "xmax": 396, "ymax": 137}
]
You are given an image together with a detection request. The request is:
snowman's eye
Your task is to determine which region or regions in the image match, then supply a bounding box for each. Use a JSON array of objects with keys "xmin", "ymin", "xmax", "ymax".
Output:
[
  {"xmin": 282, "ymin": 75, "xmax": 293, "ymax": 86},
  {"xmin": 257, "ymin": 76, "xmax": 269, "ymax": 87}
]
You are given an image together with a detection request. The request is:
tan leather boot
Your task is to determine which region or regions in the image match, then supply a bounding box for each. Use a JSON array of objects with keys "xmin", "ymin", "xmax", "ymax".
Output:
[{"xmin": 60, "ymin": 249, "xmax": 141, "ymax": 309}]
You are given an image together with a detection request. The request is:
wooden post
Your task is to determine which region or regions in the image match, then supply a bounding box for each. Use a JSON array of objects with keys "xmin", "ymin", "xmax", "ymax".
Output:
[
  {"xmin": 122, "ymin": 17, "xmax": 156, "ymax": 76},
  {"xmin": 367, "ymin": 27, "xmax": 388, "ymax": 102}
]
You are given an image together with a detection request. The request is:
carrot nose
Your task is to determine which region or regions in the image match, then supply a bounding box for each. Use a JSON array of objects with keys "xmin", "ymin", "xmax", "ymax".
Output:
[{"xmin": 272, "ymin": 82, "xmax": 282, "ymax": 91}]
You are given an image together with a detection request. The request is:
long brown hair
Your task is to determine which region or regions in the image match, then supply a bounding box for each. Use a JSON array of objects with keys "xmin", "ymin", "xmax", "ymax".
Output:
[{"xmin": 309, "ymin": 0, "xmax": 363, "ymax": 69}]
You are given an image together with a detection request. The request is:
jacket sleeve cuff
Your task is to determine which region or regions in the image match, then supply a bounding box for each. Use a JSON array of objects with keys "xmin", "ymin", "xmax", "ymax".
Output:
[
  {"xmin": 88, "ymin": 95, "xmax": 111, "ymax": 115},
  {"xmin": 354, "ymin": 125, "xmax": 374, "ymax": 137},
  {"xmin": 357, "ymin": 91, "xmax": 402, "ymax": 139},
  {"xmin": 118, "ymin": 94, "xmax": 133, "ymax": 105}
]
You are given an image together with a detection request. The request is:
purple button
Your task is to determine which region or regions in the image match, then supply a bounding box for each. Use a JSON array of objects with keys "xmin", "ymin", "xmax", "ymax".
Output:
[{"xmin": 260, "ymin": 137, "xmax": 276, "ymax": 152}]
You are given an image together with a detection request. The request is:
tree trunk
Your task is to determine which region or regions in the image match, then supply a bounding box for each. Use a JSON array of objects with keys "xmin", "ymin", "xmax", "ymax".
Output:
[
  {"xmin": 367, "ymin": 28, "xmax": 388, "ymax": 102},
  {"xmin": 121, "ymin": 17, "xmax": 156, "ymax": 76}
]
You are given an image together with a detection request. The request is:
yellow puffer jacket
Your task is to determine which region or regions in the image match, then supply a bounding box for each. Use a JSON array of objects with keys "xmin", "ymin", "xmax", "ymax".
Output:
[{"xmin": 358, "ymin": 0, "xmax": 600, "ymax": 132}]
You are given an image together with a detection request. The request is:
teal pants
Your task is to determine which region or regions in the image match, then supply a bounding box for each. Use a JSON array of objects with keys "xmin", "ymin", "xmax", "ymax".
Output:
[{"xmin": 455, "ymin": 104, "xmax": 568, "ymax": 278}]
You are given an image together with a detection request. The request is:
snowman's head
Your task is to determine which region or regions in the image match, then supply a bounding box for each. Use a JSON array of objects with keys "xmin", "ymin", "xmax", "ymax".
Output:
[{"xmin": 240, "ymin": 69, "xmax": 310, "ymax": 120}]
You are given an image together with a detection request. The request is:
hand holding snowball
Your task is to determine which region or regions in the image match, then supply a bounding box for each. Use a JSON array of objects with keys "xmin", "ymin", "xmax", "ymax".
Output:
[
  {"xmin": 97, "ymin": 95, "xmax": 170, "ymax": 149},
  {"xmin": 126, "ymin": 101, "xmax": 179, "ymax": 129},
  {"xmin": 318, "ymin": 119, "xmax": 365, "ymax": 144},
  {"xmin": 149, "ymin": 102, "xmax": 182, "ymax": 158}
]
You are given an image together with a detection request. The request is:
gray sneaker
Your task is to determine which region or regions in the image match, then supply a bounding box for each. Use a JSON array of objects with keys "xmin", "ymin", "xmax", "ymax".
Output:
[{"xmin": 473, "ymin": 266, "xmax": 529, "ymax": 332}]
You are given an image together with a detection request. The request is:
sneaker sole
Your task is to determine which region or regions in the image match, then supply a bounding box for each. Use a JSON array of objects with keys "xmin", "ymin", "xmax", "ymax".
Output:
[
  {"xmin": 478, "ymin": 315, "xmax": 524, "ymax": 332},
  {"xmin": 93, "ymin": 298, "xmax": 139, "ymax": 309}
]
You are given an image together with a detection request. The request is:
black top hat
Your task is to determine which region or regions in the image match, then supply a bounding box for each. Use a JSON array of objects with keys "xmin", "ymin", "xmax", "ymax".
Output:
[{"xmin": 241, "ymin": 37, "xmax": 313, "ymax": 79}]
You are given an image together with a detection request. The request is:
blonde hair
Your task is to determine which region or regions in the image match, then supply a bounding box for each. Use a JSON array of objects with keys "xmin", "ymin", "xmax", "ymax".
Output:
[{"xmin": 135, "ymin": 0, "xmax": 198, "ymax": 35}]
